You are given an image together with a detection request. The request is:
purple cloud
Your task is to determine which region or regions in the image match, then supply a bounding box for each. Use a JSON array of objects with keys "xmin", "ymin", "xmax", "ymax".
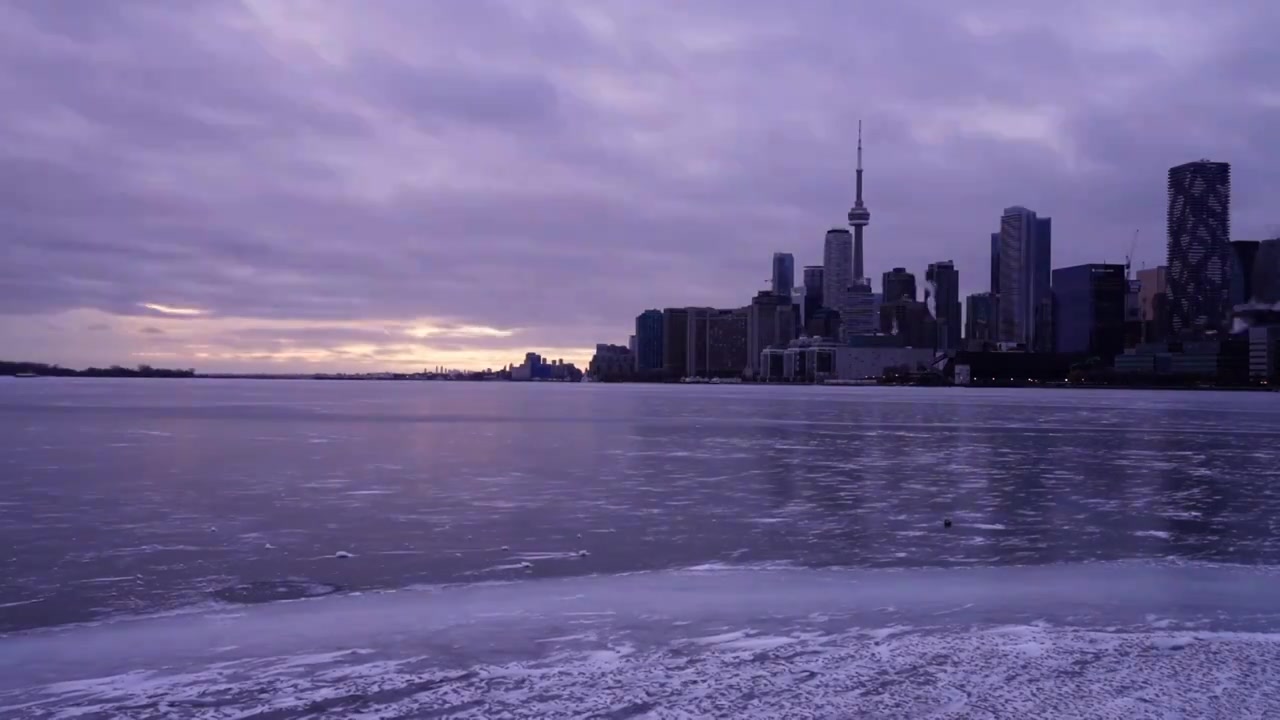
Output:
[{"xmin": 2, "ymin": 0, "xmax": 1278, "ymax": 370}]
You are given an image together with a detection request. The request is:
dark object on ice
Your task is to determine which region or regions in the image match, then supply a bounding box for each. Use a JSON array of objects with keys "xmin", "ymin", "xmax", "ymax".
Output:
[
  {"xmin": 943, "ymin": 518, "xmax": 953, "ymax": 528},
  {"xmin": 213, "ymin": 580, "xmax": 341, "ymax": 604}
]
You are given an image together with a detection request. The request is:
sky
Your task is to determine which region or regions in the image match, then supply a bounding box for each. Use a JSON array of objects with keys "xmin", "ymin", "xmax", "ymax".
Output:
[{"xmin": 3, "ymin": 1, "xmax": 1279, "ymax": 373}]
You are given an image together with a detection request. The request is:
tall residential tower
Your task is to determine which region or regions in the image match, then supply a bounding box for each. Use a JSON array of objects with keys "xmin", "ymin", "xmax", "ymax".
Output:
[
  {"xmin": 995, "ymin": 206, "xmax": 1052, "ymax": 349},
  {"xmin": 1167, "ymin": 159, "xmax": 1231, "ymax": 338}
]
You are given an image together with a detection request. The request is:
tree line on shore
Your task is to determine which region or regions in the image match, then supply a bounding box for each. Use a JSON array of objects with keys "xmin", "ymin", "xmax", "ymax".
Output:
[{"xmin": 0, "ymin": 361, "xmax": 195, "ymax": 378}]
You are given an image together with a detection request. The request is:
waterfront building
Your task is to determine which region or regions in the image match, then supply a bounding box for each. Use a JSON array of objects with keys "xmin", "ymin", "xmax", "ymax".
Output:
[
  {"xmin": 687, "ymin": 307, "xmax": 750, "ymax": 378},
  {"xmin": 588, "ymin": 344, "xmax": 634, "ymax": 381},
  {"xmin": 661, "ymin": 308, "xmax": 689, "ymax": 379},
  {"xmin": 634, "ymin": 309, "xmax": 664, "ymax": 372}
]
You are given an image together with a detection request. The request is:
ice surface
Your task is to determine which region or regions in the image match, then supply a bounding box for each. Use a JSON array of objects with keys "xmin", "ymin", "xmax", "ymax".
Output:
[{"xmin": 4, "ymin": 564, "xmax": 1280, "ymax": 718}]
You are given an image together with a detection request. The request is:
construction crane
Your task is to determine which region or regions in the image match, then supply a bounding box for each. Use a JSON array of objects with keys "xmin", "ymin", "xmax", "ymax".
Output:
[{"xmin": 1125, "ymin": 229, "xmax": 1139, "ymax": 280}]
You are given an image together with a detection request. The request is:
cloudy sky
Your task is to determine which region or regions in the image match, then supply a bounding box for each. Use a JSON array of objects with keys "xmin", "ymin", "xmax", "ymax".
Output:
[{"xmin": 3, "ymin": 1, "xmax": 1278, "ymax": 372}]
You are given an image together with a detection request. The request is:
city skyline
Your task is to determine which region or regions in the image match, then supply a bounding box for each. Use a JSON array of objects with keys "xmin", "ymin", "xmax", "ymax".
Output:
[{"xmin": 3, "ymin": 2, "xmax": 1280, "ymax": 372}]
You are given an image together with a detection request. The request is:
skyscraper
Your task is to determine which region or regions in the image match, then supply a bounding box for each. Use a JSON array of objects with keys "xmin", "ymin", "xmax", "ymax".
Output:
[
  {"xmin": 634, "ymin": 309, "xmax": 664, "ymax": 373},
  {"xmin": 771, "ymin": 252, "xmax": 795, "ymax": 297},
  {"xmin": 926, "ymin": 260, "xmax": 962, "ymax": 351},
  {"xmin": 882, "ymin": 267, "xmax": 917, "ymax": 302},
  {"xmin": 847, "ymin": 121, "xmax": 871, "ymax": 281},
  {"xmin": 1052, "ymin": 264, "xmax": 1127, "ymax": 360},
  {"xmin": 996, "ymin": 206, "xmax": 1052, "ymax": 349},
  {"xmin": 823, "ymin": 227, "xmax": 853, "ymax": 332},
  {"xmin": 1167, "ymin": 159, "xmax": 1231, "ymax": 338}
]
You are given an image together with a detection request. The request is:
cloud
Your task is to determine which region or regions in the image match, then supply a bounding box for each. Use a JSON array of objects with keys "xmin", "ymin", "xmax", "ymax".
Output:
[
  {"xmin": 2, "ymin": 0, "xmax": 1279, "ymax": 370},
  {"xmin": 140, "ymin": 303, "xmax": 204, "ymax": 317}
]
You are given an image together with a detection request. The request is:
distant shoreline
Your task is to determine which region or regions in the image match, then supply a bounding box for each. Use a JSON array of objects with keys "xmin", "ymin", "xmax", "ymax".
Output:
[{"xmin": 3, "ymin": 373, "xmax": 1272, "ymax": 392}]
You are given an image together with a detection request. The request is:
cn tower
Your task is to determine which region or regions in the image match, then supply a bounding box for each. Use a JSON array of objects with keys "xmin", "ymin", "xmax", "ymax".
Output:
[{"xmin": 847, "ymin": 120, "xmax": 871, "ymax": 281}]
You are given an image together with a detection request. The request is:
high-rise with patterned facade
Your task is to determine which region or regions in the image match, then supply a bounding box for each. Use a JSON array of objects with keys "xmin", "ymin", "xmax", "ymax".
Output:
[{"xmin": 1167, "ymin": 160, "xmax": 1231, "ymax": 339}]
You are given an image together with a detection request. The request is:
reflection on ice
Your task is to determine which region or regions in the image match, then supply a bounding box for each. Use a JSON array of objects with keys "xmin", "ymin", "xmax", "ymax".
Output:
[{"xmin": 4, "ymin": 563, "xmax": 1280, "ymax": 718}]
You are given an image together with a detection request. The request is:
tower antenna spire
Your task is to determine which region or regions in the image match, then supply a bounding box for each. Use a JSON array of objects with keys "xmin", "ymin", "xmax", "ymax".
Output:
[{"xmin": 857, "ymin": 119, "xmax": 863, "ymax": 172}]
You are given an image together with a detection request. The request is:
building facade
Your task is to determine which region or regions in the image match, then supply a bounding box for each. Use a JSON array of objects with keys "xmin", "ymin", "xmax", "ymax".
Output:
[
  {"xmin": 990, "ymin": 232, "xmax": 1000, "ymax": 295},
  {"xmin": 806, "ymin": 307, "xmax": 842, "ymax": 340},
  {"xmin": 686, "ymin": 307, "xmax": 750, "ymax": 378},
  {"xmin": 588, "ymin": 344, "xmax": 634, "ymax": 381},
  {"xmin": 1250, "ymin": 326, "xmax": 1280, "ymax": 383},
  {"xmin": 842, "ymin": 280, "xmax": 877, "ymax": 338},
  {"xmin": 802, "ymin": 265, "xmax": 824, "ymax": 328},
  {"xmin": 661, "ymin": 308, "xmax": 690, "ymax": 379},
  {"xmin": 633, "ymin": 309, "xmax": 664, "ymax": 373},
  {"xmin": 926, "ymin": 260, "xmax": 961, "ymax": 351},
  {"xmin": 965, "ymin": 292, "xmax": 997, "ymax": 345},
  {"xmin": 823, "ymin": 228, "xmax": 853, "ymax": 320},
  {"xmin": 1052, "ymin": 264, "xmax": 1127, "ymax": 360},
  {"xmin": 1230, "ymin": 240, "xmax": 1261, "ymax": 308},
  {"xmin": 1253, "ymin": 239, "xmax": 1280, "ymax": 307},
  {"xmin": 771, "ymin": 252, "xmax": 795, "ymax": 297},
  {"xmin": 747, "ymin": 291, "xmax": 795, "ymax": 375},
  {"xmin": 1137, "ymin": 266, "xmax": 1168, "ymax": 343},
  {"xmin": 879, "ymin": 300, "xmax": 936, "ymax": 349},
  {"xmin": 881, "ymin": 267, "xmax": 917, "ymax": 302},
  {"xmin": 1167, "ymin": 159, "xmax": 1231, "ymax": 338},
  {"xmin": 996, "ymin": 206, "xmax": 1052, "ymax": 349}
]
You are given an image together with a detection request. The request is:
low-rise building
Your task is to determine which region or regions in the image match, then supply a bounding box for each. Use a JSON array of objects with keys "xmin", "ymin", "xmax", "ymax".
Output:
[{"xmin": 1248, "ymin": 326, "xmax": 1280, "ymax": 383}]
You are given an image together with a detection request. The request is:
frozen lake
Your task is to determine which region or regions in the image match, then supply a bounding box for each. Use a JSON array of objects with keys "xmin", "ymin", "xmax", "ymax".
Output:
[{"xmin": 2, "ymin": 379, "xmax": 1280, "ymax": 717}]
